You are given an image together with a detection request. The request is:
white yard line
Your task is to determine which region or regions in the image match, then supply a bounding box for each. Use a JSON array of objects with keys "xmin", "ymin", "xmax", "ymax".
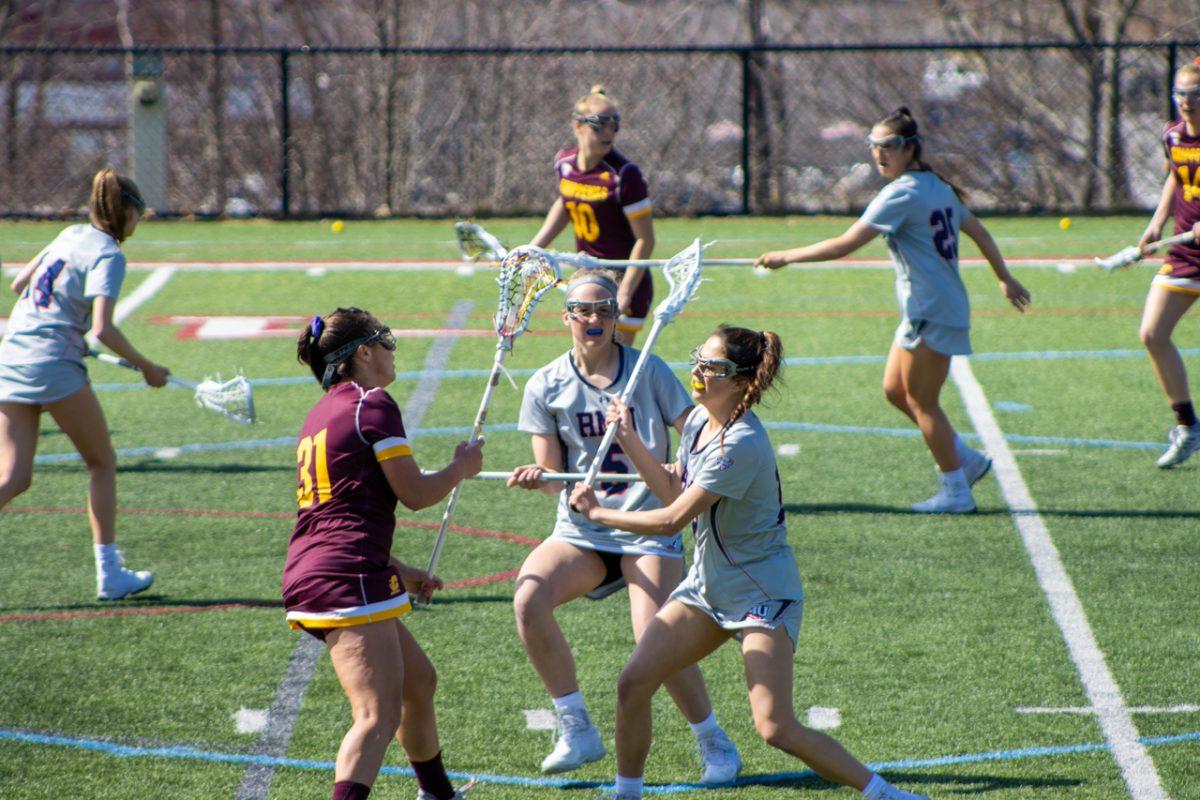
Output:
[
  {"xmin": 85, "ymin": 266, "xmax": 176, "ymax": 348},
  {"xmin": 951, "ymin": 357, "xmax": 1169, "ymax": 800},
  {"xmin": 1017, "ymin": 705, "xmax": 1200, "ymax": 715}
]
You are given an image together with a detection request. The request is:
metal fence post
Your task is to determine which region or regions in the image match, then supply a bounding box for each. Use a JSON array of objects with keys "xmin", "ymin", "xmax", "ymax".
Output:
[
  {"xmin": 280, "ymin": 47, "xmax": 291, "ymax": 218},
  {"xmin": 740, "ymin": 47, "xmax": 751, "ymax": 215},
  {"xmin": 1167, "ymin": 42, "xmax": 1178, "ymax": 121}
]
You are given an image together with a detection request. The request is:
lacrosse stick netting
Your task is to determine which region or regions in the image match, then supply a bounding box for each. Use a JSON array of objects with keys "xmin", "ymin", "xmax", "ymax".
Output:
[
  {"xmin": 88, "ymin": 350, "xmax": 256, "ymax": 426},
  {"xmin": 423, "ymin": 247, "xmax": 562, "ymax": 586},
  {"xmin": 455, "ymin": 220, "xmax": 509, "ymax": 262},
  {"xmin": 578, "ymin": 238, "xmax": 705, "ymax": 491}
]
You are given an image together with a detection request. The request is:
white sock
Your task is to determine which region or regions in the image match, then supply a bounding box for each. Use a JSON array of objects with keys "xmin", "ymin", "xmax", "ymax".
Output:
[
  {"xmin": 552, "ymin": 690, "xmax": 586, "ymax": 715},
  {"xmin": 861, "ymin": 773, "xmax": 887, "ymax": 799},
  {"xmin": 688, "ymin": 710, "xmax": 720, "ymax": 739},
  {"xmin": 94, "ymin": 543, "xmax": 119, "ymax": 572},
  {"xmin": 614, "ymin": 774, "xmax": 643, "ymax": 797},
  {"xmin": 941, "ymin": 467, "xmax": 967, "ymax": 491},
  {"xmin": 954, "ymin": 435, "xmax": 976, "ymax": 462}
]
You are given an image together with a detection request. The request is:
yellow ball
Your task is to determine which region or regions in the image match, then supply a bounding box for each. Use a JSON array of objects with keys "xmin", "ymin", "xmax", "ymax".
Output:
[
  {"xmin": 331, "ymin": 219, "xmax": 345, "ymax": 233},
  {"xmin": 1059, "ymin": 217, "xmax": 1071, "ymax": 230}
]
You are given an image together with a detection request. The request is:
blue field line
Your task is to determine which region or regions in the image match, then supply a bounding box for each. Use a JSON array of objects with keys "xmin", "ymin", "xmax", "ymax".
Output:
[
  {"xmin": 88, "ymin": 346, "xmax": 1200, "ymax": 394},
  {"xmin": 33, "ymin": 420, "xmax": 1164, "ymax": 466},
  {"xmin": 0, "ymin": 726, "xmax": 1196, "ymax": 793}
]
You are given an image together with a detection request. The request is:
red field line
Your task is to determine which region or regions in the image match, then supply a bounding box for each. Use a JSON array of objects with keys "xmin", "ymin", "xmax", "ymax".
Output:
[{"xmin": 0, "ymin": 507, "xmax": 536, "ymax": 622}]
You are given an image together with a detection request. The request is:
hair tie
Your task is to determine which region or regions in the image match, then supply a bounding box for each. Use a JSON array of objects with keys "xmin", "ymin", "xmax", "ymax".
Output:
[{"xmin": 310, "ymin": 315, "xmax": 325, "ymax": 342}]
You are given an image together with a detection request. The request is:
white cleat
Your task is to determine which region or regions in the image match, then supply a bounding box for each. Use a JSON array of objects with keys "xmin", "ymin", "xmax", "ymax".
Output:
[
  {"xmin": 96, "ymin": 560, "xmax": 154, "ymax": 601},
  {"xmin": 594, "ymin": 794, "xmax": 641, "ymax": 800},
  {"xmin": 911, "ymin": 483, "xmax": 976, "ymax": 514},
  {"xmin": 541, "ymin": 708, "xmax": 606, "ymax": 774},
  {"xmin": 879, "ymin": 785, "xmax": 930, "ymax": 800},
  {"xmin": 961, "ymin": 449, "xmax": 993, "ymax": 487},
  {"xmin": 1156, "ymin": 424, "xmax": 1200, "ymax": 468},
  {"xmin": 696, "ymin": 728, "xmax": 742, "ymax": 785},
  {"xmin": 417, "ymin": 778, "xmax": 475, "ymax": 800}
]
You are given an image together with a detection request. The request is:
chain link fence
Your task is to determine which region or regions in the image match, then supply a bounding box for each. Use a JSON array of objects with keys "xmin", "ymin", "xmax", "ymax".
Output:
[{"xmin": 0, "ymin": 41, "xmax": 1193, "ymax": 218}]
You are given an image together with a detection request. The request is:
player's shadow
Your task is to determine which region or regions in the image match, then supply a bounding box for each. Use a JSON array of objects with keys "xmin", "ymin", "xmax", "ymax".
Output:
[
  {"xmin": 730, "ymin": 771, "xmax": 1081, "ymax": 793},
  {"xmin": 6, "ymin": 597, "xmax": 281, "ymax": 614},
  {"xmin": 784, "ymin": 502, "xmax": 1200, "ymax": 521},
  {"xmin": 783, "ymin": 502, "xmax": 1011, "ymax": 517}
]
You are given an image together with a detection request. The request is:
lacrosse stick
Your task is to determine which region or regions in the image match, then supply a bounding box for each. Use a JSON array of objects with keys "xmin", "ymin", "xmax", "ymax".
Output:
[
  {"xmin": 562, "ymin": 252, "xmax": 754, "ymax": 269},
  {"xmin": 423, "ymin": 246, "xmax": 563, "ymax": 593},
  {"xmin": 574, "ymin": 238, "xmax": 705, "ymax": 500},
  {"xmin": 471, "ymin": 470, "xmax": 644, "ymax": 483},
  {"xmin": 1094, "ymin": 230, "xmax": 1196, "ymax": 271},
  {"xmin": 88, "ymin": 350, "xmax": 255, "ymax": 426},
  {"xmin": 454, "ymin": 220, "xmax": 509, "ymax": 262}
]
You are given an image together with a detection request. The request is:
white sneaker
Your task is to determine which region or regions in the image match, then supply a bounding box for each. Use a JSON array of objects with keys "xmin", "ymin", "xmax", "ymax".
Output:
[
  {"xmin": 594, "ymin": 794, "xmax": 640, "ymax": 800},
  {"xmin": 541, "ymin": 708, "xmax": 606, "ymax": 773},
  {"xmin": 417, "ymin": 778, "xmax": 475, "ymax": 800},
  {"xmin": 911, "ymin": 482, "xmax": 976, "ymax": 514},
  {"xmin": 696, "ymin": 728, "xmax": 741, "ymax": 784},
  {"xmin": 1156, "ymin": 424, "xmax": 1200, "ymax": 468},
  {"xmin": 880, "ymin": 785, "xmax": 930, "ymax": 800},
  {"xmin": 961, "ymin": 448, "xmax": 992, "ymax": 487},
  {"xmin": 96, "ymin": 554, "xmax": 154, "ymax": 601}
]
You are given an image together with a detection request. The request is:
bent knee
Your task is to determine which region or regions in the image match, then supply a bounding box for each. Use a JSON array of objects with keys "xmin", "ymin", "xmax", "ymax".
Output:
[
  {"xmin": 616, "ymin": 662, "xmax": 660, "ymax": 705},
  {"xmin": 1140, "ymin": 325, "xmax": 1171, "ymax": 350}
]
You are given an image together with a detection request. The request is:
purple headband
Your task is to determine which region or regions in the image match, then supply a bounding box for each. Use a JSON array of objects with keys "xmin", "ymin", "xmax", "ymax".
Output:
[{"xmin": 310, "ymin": 315, "xmax": 325, "ymax": 342}]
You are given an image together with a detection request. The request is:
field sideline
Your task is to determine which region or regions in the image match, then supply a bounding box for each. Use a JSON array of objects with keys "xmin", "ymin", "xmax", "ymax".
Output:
[{"xmin": 0, "ymin": 215, "xmax": 1196, "ymax": 800}]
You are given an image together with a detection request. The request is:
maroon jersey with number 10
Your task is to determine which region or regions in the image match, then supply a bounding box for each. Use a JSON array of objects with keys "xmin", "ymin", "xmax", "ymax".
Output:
[
  {"xmin": 555, "ymin": 146, "xmax": 652, "ymax": 260},
  {"xmin": 1160, "ymin": 120, "xmax": 1200, "ymax": 282}
]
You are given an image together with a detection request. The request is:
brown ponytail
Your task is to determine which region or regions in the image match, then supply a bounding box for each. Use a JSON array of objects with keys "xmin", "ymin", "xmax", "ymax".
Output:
[
  {"xmin": 296, "ymin": 307, "xmax": 381, "ymax": 388},
  {"xmin": 877, "ymin": 107, "xmax": 965, "ymax": 202},
  {"xmin": 711, "ymin": 324, "xmax": 783, "ymax": 445},
  {"xmin": 89, "ymin": 167, "xmax": 145, "ymax": 243}
]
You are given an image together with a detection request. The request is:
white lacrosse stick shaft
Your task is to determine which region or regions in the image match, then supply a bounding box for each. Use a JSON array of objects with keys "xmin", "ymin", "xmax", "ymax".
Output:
[
  {"xmin": 563, "ymin": 253, "xmax": 752, "ymax": 269},
  {"xmin": 90, "ymin": 350, "xmax": 200, "ymax": 391},
  {"xmin": 424, "ymin": 339, "xmax": 509, "ymax": 581},
  {"xmin": 470, "ymin": 470, "xmax": 643, "ymax": 483},
  {"xmin": 1095, "ymin": 230, "xmax": 1195, "ymax": 271},
  {"xmin": 579, "ymin": 239, "xmax": 704, "ymax": 492}
]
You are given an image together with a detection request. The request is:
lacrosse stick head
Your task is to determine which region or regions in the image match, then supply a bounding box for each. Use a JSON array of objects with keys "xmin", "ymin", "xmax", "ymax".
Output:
[
  {"xmin": 455, "ymin": 220, "xmax": 509, "ymax": 262},
  {"xmin": 652, "ymin": 238, "xmax": 705, "ymax": 322},
  {"xmin": 495, "ymin": 246, "xmax": 563, "ymax": 341},
  {"xmin": 1094, "ymin": 245, "xmax": 1141, "ymax": 272},
  {"xmin": 194, "ymin": 374, "xmax": 255, "ymax": 425}
]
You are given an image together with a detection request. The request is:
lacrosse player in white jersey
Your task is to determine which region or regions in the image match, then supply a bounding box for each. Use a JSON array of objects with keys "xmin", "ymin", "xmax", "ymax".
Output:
[
  {"xmin": 758, "ymin": 107, "xmax": 1030, "ymax": 514},
  {"xmin": 571, "ymin": 325, "xmax": 929, "ymax": 800},
  {"xmin": 507, "ymin": 269, "xmax": 741, "ymax": 784},
  {"xmin": 0, "ymin": 168, "xmax": 170, "ymax": 600}
]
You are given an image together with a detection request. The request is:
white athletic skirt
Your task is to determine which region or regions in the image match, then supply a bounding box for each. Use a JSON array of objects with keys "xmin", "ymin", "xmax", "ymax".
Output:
[
  {"xmin": 895, "ymin": 318, "xmax": 972, "ymax": 356},
  {"xmin": 0, "ymin": 360, "xmax": 88, "ymax": 404}
]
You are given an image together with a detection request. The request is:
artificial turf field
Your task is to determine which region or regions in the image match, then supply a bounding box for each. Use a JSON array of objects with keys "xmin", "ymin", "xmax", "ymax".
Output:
[{"xmin": 0, "ymin": 215, "xmax": 1197, "ymax": 800}]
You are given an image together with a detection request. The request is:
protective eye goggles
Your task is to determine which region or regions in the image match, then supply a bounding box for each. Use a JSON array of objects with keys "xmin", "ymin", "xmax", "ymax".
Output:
[
  {"xmin": 688, "ymin": 346, "xmax": 750, "ymax": 379},
  {"xmin": 865, "ymin": 133, "xmax": 919, "ymax": 151},
  {"xmin": 1172, "ymin": 87, "xmax": 1200, "ymax": 101},
  {"xmin": 323, "ymin": 328, "xmax": 396, "ymax": 365},
  {"xmin": 566, "ymin": 298, "xmax": 619, "ymax": 320},
  {"xmin": 573, "ymin": 112, "xmax": 621, "ymax": 133}
]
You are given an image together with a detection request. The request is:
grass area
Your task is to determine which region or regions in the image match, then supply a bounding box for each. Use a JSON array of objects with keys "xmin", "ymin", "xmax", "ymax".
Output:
[{"xmin": 0, "ymin": 216, "xmax": 1197, "ymax": 799}]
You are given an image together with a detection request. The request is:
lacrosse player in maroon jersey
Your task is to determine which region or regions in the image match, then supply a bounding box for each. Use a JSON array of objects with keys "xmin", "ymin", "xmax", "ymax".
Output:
[
  {"xmin": 529, "ymin": 85, "xmax": 656, "ymax": 345},
  {"xmin": 285, "ymin": 307, "xmax": 484, "ymax": 800},
  {"xmin": 1138, "ymin": 57, "xmax": 1200, "ymax": 468}
]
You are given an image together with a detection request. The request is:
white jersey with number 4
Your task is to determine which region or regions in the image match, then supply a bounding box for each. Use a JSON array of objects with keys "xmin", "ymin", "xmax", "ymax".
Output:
[
  {"xmin": 859, "ymin": 170, "xmax": 972, "ymax": 328},
  {"xmin": 0, "ymin": 224, "xmax": 126, "ymax": 366},
  {"xmin": 518, "ymin": 345, "xmax": 692, "ymax": 557}
]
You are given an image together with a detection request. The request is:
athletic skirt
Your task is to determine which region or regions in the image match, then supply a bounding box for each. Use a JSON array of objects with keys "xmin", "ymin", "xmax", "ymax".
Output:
[
  {"xmin": 616, "ymin": 269, "xmax": 654, "ymax": 333},
  {"xmin": 0, "ymin": 359, "xmax": 88, "ymax": 405},
  {"xmin": 671, "ymin": 580, "xmax": 804, "ymax": 652},
  {"xmin": 284, "ymin": 563, "xmax": 412, "ymax": 640},
  {"xmin": 894, "ymin": 317, "xmax": 972, "ymax": 357}
]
